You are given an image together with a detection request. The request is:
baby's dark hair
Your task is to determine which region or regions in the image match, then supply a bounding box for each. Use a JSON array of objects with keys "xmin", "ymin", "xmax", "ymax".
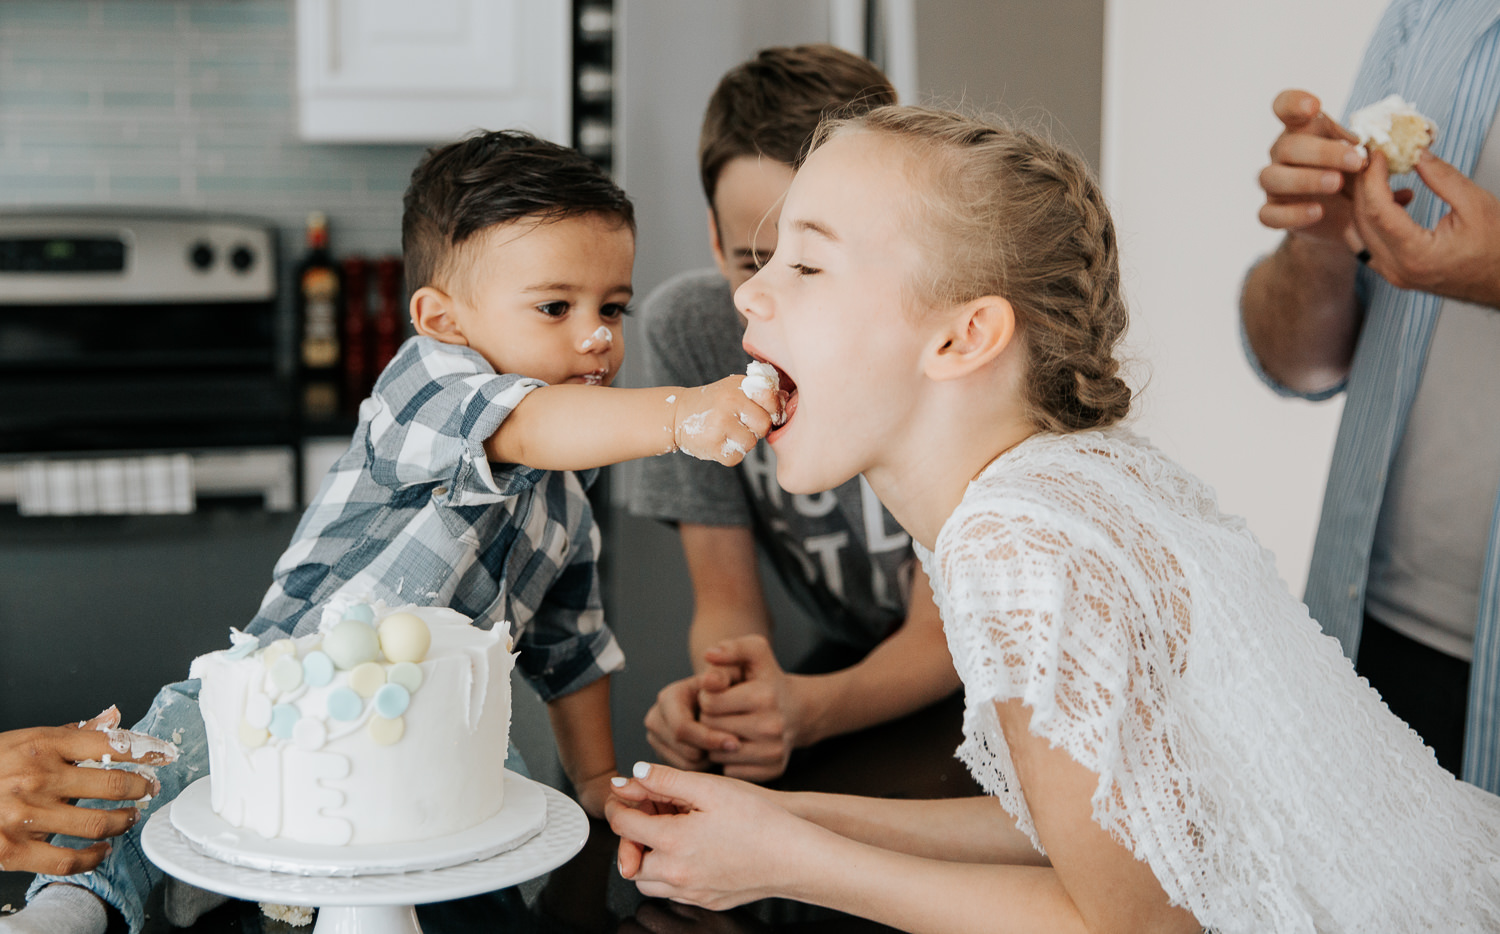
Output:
[
  {"xmin": 814, "ymin": 106, "xmax": 1132, "ymax": 432},
  {"xmin": 402, "ymin": 129, "xmax": 635, "ymax": 295},
  {"xmin": 698, "ymin": 44, "xmax": 895, "ymax": 208}
]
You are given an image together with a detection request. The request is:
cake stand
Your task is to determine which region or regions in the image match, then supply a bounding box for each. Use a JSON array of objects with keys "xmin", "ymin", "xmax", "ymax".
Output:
[{"xmin": 141, "ymin": 772, "xmax": 588, "ymax": 934}]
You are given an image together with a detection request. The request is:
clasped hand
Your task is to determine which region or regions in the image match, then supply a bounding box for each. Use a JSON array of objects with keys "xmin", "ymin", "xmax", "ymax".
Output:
[
  {"xmin": 0, "ymin": 707, "xmax": 178, "ymax": 875},
  {"xmin": 1258, "ymin": 89, "xmax": 1500, "ymax": 309},
  {"xmin": 644, "ymin": 635, "xmax": 804, "ymax": 782}
]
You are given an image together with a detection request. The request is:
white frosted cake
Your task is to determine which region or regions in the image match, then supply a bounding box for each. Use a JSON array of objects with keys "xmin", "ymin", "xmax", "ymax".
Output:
[{"xmin": 190, "ymin": 601, "xmax": 515, "ymax": 847}]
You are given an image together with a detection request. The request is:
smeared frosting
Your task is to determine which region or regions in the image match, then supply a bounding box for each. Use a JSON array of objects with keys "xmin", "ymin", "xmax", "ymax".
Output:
[
  {"xmin": 579, "ymin": 325, "xmax": 613, "ymax": 351},
  {"xmin": 741, "ymin": 361, "xmax": 779, "ymax": 397}
]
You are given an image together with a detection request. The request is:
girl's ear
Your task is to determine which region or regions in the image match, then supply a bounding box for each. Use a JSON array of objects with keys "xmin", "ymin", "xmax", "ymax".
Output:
[
  {"xmin": 409, "ymin": 286, "xmax": 468, "ymax": 345},
  {"xmin": 925, "ymin": 295, "xmax": 1017, "ymax": 381}
]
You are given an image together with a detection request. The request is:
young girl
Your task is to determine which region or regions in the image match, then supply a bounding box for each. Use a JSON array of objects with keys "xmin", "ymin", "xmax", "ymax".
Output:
[{"xmin": 606, "ymin": 106, "xmax": 1500, "ymax": 933}]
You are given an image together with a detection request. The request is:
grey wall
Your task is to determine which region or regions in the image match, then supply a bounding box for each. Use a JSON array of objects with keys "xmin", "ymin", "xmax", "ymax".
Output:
[
  {"xmin": 913, "ymin": 0, "xmax": 1103, "ymax": 171},
  {"xmin": 0, "ymin": 1, "xmax": 420, "ymax": 273}
]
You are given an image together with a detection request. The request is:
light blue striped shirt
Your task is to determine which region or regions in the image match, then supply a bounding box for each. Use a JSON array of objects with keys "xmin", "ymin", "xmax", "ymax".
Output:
[{"xmin": 1246, "ymin": 0, "xmax": 1500, "ymax": 793}]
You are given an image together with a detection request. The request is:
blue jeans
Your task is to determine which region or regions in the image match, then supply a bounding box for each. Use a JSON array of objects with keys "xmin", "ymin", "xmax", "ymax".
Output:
[{"xmin": 29, "ymin": 679, "xmax": 531, "ymax": 934}]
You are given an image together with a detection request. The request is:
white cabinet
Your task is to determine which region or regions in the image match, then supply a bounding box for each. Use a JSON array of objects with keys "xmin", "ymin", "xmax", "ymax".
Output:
[{"xmin": 295, "ymin": 0, "xmax": 572, "ymax": 144}]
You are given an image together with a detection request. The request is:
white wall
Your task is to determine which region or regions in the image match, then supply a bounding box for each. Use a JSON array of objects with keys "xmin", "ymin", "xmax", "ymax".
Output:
[{"xmin": 1102, "ymin": 0, "xmax": 1384, "ymax": 594}]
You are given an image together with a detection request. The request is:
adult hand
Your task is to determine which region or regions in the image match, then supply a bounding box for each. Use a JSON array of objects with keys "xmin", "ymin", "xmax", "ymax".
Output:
[
  {"xmin": 1258, "ymin": 89, "xmax": 1385, "ymax": 245},
  {"xmin": 0, "ymin": 707, "xmax": 178, "ymax": 875},
  {"xmin": 1351, "ymin": 149, "xmax": 1500, "ymax": 308},
  {"xmin": 644, "ymin": 669, "xmax": 743, "ymax": 771},
  {"xmin": 698, "ymin": 636, "xmax": 804, "ymax": 782},
  {"xmin": 608, "ymin": 764, "xmax": 805, "ymax": 910}
]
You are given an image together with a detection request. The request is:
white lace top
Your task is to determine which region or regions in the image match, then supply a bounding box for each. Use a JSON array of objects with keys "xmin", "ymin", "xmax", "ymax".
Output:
[{"xmin": 916, "ymin": 429, "xmax": 1500, "ymax": 933}]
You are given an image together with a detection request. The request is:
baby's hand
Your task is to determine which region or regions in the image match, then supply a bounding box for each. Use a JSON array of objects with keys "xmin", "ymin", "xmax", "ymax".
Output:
[{"xmin": 671, "ymin": 376, "xmax": 782, "ymax": 465}]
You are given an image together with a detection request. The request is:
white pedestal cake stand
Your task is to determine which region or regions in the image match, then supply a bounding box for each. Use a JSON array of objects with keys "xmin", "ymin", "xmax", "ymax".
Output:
[{"xmin": 141, "ymin": 772, "xmax": 587, "ymax": 934}]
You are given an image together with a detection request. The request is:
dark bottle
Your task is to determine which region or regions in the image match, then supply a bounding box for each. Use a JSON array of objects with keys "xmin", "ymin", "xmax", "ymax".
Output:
[
  {"xmin": 297, "ymin": 211, "xmax": 342, "ymax": 421},
  {"xmin": 340, "ymin": 255, "xmax": 370, "ymax": 414},
  {"xmin": 372, "ymin": 256, "xmax": 404, "ymax": 375}
]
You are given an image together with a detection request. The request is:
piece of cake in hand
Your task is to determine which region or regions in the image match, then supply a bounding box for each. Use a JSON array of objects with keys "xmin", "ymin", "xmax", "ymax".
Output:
[
  {"xmin": 1349, "ymin": 94, "xmax": 1437, "ymax": 174},
  {"xmin": 189, "ymin": 601, "xmax": 515, "ymax": 846},
  {"xmin": 741, "ymin": 360, "xmax": 787, "ymax": 426}
]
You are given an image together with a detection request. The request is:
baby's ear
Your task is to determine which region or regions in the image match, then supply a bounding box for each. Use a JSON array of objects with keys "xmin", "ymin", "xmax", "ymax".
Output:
[
  {"xmin": 924, "ymin": 295, "xmax": 1016, "ymax": 381},
  {"xmin": 409, "ymin": 286, "xmax": 467, "ymax": 345}
]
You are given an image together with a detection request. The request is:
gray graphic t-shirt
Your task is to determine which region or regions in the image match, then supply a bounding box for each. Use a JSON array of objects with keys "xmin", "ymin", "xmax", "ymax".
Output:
[{"xmin": 627, "ymin": 269, "xmax": 913, "ymax": 649}]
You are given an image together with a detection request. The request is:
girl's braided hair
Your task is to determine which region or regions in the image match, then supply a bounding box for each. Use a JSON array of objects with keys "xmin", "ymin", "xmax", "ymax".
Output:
[{"xmin": 813, "ymin": 106, "xmax": 1132, "ymax": 432}]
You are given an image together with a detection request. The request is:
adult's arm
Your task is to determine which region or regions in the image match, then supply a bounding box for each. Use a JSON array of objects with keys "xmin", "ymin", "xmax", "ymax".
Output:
[
  {"xmin": 1241, "ymin": 90, "xmax": 1369, "ymax": 395},
  {"xmin": 698, "ymin": 564, "xmax": 961, "ymax": 781}
]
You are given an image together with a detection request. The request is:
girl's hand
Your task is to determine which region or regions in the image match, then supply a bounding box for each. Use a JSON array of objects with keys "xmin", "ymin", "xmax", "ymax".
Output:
[
  {"xmin": 670, "ymin": 376, "xmax": 784, "ymax": 466},
  {"xmin": 607, "ymin": 763, "xmax": 803, "ymax": 910}
]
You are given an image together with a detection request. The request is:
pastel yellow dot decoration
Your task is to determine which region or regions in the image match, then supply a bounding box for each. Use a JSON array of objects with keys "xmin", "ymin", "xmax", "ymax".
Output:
[{"xmin": 378, "ymin": 612, "xmax": 431, "ymax": 664}]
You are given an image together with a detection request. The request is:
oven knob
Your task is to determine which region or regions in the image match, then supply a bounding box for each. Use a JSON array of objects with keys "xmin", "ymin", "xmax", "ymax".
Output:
[
  {"xmin": 230, "ymin": 245, "xmax": 256, "ymax": 273},
  {"xmin": 189, "ymin": 241, "xmax": 215, "ymax": 271}
]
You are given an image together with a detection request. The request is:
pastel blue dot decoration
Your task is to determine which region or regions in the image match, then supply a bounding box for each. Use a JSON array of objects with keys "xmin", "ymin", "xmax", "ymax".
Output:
[
  {"xmin": 302, "ymin": 650, "xmax": 335, "ymax": 687},
  {"xmin": 343, "ymin": 603, "xmax": 376, "ymax": 624},
  {"xmin": 374, "ymin": 683, "xmax": 411, "ymax": 719},
  {"xmin": 269, "ymin": 703, "xmax": 300, "ymax": 739},
  {"xmin": 327, "ymin": 687, "xmax": 364, "ymax": 722}
]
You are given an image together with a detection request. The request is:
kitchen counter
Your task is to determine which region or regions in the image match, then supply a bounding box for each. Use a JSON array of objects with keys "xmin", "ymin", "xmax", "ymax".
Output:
[{"xmin": 0, "ymin": 693, "xmax": 976, "ymax": 934}]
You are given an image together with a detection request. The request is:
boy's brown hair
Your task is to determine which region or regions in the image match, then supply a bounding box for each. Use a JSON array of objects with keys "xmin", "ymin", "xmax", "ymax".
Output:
[
  {"xmin": 403, "ymin": 129, "xmax": 634, "ymax": 298},
  {"xmin": 698, "ymin": 44, "xmax": 896, "ymax": 208}
]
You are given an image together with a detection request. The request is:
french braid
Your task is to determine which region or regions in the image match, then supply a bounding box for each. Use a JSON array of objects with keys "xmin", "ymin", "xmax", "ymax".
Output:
[{"xmin": 811, "ymin": 107, "xmax": 1132, "ymax": 432}]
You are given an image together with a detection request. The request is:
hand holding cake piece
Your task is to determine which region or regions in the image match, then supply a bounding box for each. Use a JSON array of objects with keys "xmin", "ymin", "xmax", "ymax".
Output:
[
  {"xmin": 668, "ymin": 368, "xmax": 783, "ymax": 465},
  {"xmin": 1349, "ymin": 94, "xmax": 1437, "ymax": 174}
]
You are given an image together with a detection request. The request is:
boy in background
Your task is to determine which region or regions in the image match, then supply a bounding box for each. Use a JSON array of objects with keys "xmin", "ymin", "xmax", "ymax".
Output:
[
  {"xmin": 9, "ymin": 129, "xmax": 778, "ymax": 934},
  {"xmin": 630, "ymin": 45, "xmax": 967, "ymax": 784}
]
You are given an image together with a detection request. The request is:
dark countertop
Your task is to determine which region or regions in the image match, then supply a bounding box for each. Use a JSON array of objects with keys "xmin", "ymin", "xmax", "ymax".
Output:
[{"xmin": 1, "ymin": 693, "xmax": 978, "ymax": 933}]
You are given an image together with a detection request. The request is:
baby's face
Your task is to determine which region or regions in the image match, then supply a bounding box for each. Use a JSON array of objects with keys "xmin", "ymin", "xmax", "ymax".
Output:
[{"xmin": 446, "ymin": 213, "xmax": 634, "ymax": 386}]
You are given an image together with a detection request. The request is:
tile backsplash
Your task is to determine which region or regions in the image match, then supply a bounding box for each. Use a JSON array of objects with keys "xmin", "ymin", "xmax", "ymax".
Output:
[{"xmin": 0, "ymin": 0, "xmax": 429, "ymax": 267}]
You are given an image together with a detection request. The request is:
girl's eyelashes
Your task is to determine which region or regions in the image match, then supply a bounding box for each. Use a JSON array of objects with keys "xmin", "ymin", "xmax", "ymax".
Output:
[
  {"xmin": 602, "ymin": 302, "xmax": 633, "ymax": 319},
  {"xmin": 790, "ymin": 262, "xmax": 821, "ymax": 277},
  {"xmin": 537, "ymin": 300, "xmax": 570, "ymax": 318}
]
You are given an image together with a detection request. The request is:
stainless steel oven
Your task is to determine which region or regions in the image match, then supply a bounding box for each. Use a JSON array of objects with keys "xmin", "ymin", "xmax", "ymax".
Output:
[{"xmin": 0, "ymin": 211, "xmax": 306, "ymax": 731}]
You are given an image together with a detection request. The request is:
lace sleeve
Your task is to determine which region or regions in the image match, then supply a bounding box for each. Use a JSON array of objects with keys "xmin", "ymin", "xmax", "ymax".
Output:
[{"xmin": 937, "ymin": 490, "xmax": 1195, "ymax": 864}]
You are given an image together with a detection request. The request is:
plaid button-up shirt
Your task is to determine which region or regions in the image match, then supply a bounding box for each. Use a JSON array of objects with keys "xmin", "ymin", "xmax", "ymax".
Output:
[{"xmin": 250, "ymin": 335, "xmax": 624, "ymax": 701}]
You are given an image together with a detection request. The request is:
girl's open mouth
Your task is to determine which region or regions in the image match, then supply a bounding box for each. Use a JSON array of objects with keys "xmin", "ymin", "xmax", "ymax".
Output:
[{"xmin": 754, "ymin": 357, "xmax": 797, "ymax": 440}]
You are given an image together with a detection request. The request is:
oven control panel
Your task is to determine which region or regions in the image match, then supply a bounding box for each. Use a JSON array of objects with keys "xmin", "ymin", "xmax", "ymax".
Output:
[{"xmin": 0, "ymin": 211, "xmax": 276, "ymax": 302}]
